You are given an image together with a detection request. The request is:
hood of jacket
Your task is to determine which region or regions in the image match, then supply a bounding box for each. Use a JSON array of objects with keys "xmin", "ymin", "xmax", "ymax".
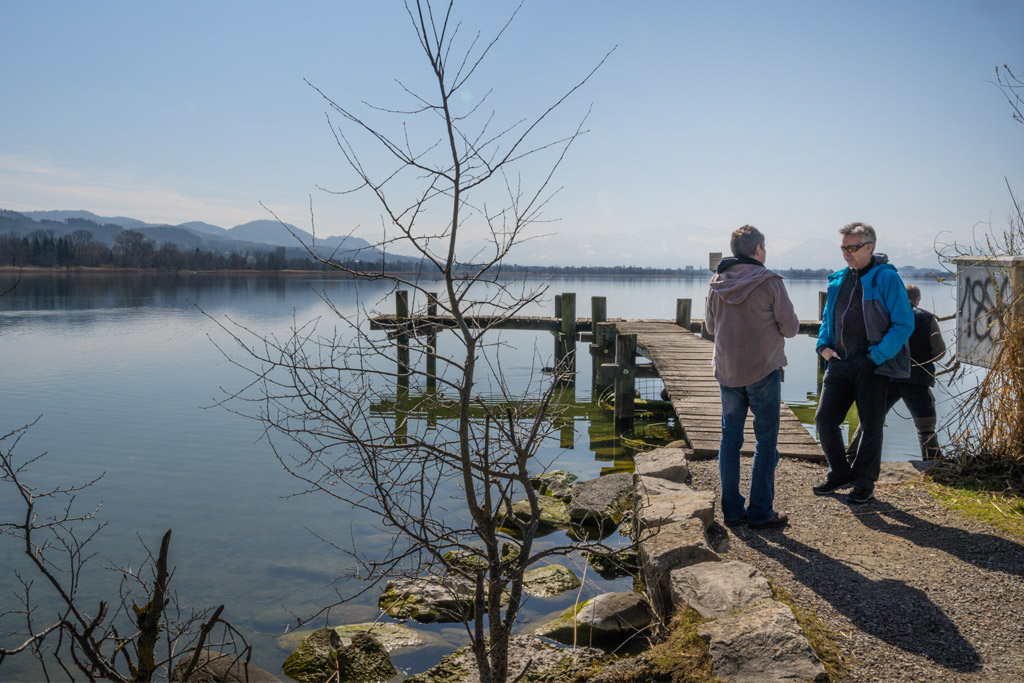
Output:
[
  {"xmin": 709, "ymin": 260, "xmax": 781, "ymax": 305},
  {"xmin": 827, "ymin": 252, "xmax": 893, "ymax": 290}
]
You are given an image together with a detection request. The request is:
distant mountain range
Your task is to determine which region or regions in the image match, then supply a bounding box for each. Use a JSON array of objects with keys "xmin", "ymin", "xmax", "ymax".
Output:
[{"xmin": 1, "ymin": 209, "xmax": 402, "ymax": 263}]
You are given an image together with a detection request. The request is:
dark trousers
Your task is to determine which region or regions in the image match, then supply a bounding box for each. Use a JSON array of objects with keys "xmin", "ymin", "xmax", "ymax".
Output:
[
  {"xmin": 815, "ymin": 356, "xmax": 890, "ymax": 491},
  {"xmin": 847, "ymin": 382, "xmax": 939, "ymax": 459}
]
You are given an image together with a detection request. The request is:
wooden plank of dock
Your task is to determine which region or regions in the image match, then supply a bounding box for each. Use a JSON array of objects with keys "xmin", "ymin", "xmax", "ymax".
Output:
[{"xmin": 615, "ymin": 321, "xmax": 824, "ymax": 461}]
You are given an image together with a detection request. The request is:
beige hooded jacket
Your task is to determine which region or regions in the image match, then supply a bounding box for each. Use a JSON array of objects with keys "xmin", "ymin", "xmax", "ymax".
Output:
[{"xmin": 705, "ymin": 261, "xmax": 800, "ymax": 388}]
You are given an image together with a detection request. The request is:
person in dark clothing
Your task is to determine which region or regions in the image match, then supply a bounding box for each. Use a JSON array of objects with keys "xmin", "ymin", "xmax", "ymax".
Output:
[
  {"xmin": 846, "ymin": 284, "xmax": 946, "ymax": 460},
  {"xmin": 814, "ymin": 222, "xmax": 914, "ymax": 505}
]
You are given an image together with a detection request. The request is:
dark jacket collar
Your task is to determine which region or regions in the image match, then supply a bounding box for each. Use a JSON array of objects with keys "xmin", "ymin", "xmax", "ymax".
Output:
[{"xmin": 716, "ymin": 255, "xmax": 764, "ymax": 274}]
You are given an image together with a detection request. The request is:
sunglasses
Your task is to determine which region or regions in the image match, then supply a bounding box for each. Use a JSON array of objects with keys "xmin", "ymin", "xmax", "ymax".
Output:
[{"xmin": 840, "ymin": 241, "xmax": 873, "ymax": 254}]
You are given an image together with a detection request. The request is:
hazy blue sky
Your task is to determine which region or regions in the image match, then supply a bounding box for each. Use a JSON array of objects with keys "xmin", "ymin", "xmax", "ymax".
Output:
[{"xmin": 2, "ymin": 1, "xmax": 1022, "ymax": 269}]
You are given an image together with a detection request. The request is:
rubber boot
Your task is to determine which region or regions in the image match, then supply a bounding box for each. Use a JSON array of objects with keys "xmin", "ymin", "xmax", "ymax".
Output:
[{"xmin": 919, "ymin": 431, "xmax": 941, "ymax": 460}]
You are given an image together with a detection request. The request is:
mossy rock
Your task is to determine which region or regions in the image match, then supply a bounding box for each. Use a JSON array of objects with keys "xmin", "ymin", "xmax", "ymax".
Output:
[
  {"xmin": 530, "ymin": 470, "xmax": 579, "ymax": 501},
  {"xmin": 406, "ymin": 635, "xmax": 603, "ymax": 683},
  {"xmin": 282, "ymin": 627, "xmax": 339, "ymax": 683},
  {"xmin": 499, "ymin": 495, "xmax": 570, "ymax": 537},
  {"xmin": 335, "ymin": 632, "xmax": 398, "ymax": 683},
  {"xmin": 277, "ymin": 622, "xmax": 427, "ymax": 653},
  {"xmin": 442, "ymin": 543, "xmax": 521, "ymax": 574},
  {"xmin": 522, "ymin": 564, "xmax": 581, "ymax": 598},
  {"xmin": 583, "ymin": 547, "xmax": 640, "ymax": 580},
  {"xmin": 378, "ymin": 577, "xmax": 475, "ymax": 623},
  {"xmin": 282, "ymin": 627, "xmax": 398, "ymax": 683},
  {"xmin": 529, "ymin": 592, "xmax": 653, "ymax": 652},
  {"xmin": 442, "ymin": 549, "xmax": 489, "ymax": 573},
  {"xmin": 405, "ymin": 647, "xmax": 470, "ymax": 683}
]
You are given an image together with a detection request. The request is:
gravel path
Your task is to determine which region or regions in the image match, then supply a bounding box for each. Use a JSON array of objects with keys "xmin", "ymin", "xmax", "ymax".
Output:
[{"xmin": 687, "ymin": 457, "xmax": 1024, "ymax": 682}]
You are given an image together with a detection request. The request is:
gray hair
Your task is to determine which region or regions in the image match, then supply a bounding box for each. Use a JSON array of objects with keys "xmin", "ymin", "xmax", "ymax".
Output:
[{"xmin": 839, "ymin": 222, "xmax": 877, "ymax": 244}]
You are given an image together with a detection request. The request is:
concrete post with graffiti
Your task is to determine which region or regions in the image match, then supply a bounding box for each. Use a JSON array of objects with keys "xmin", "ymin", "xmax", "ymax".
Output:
[{"xmin": 953, "ymin": 256, "xmax": 1024, "ymax": 367}]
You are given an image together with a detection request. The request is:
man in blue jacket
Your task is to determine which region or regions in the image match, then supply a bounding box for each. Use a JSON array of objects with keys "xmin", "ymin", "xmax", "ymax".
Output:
[{"xmin": 814, "ymin": 223, "xmax": 914, "ymax": 504}]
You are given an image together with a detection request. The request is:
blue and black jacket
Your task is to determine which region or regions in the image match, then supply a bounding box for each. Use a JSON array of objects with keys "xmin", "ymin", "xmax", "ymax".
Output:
[{"xmin": 816, "ymin": 253, "xmax": 914, "ymax": 378}]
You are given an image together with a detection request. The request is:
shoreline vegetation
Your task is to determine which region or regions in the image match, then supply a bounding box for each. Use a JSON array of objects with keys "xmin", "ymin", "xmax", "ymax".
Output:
[{"xmin": 0, "ymin": 263, "xmax": 945, "ymax": 280}]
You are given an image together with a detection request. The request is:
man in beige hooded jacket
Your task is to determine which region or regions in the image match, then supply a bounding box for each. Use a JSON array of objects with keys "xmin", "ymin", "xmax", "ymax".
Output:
[{"xmin": 705, "ymin": 225, "xmax": 800, "ymax": 529}]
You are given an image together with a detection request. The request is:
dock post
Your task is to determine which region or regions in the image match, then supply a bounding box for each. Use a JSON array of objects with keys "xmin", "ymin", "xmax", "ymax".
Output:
[
  {"xmin": 594, "ymin": 321, "xmax": 618, "ymax": 393},
  {"xmin": 675, "ymin": 298, "xmax": 692, "ymax": 330},
  {"xmin": 426, "ymin": 293, "xmax": 438, "ymax": 392},
  {"xmin": 553, "ymin": 294, "xmax": 563, "ymax": 368},
  {"xmin": 396, "ymin": 291, "xmax": 410, "ymax": 397},
  {"xmin": 590, "ymin": 296, "xmax": 607, "ymax": 386},
  {"xmin": 557, "ymin": 293, "xmax": 577, "ymax": 383},
  {"xmin": 614, "ymin": 333, "xmax": 637, "ymax": 430}
]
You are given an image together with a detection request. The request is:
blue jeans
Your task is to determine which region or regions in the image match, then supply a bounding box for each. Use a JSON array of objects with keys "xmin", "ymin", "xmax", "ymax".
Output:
[{"xmin": 718, "ymin": 369, "xmax": 782, "ymax": 526}]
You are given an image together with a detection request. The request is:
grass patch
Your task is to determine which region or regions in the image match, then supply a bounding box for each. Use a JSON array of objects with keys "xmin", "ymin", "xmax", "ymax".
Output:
[
  {"xmin": 916, "ymin": 475, "xmax": 1024, "ymax": 540},
  {"xmin": 769, "ymin": 582, "xmax": 847, "ymax": 682},
  {"xmin": 573, "ymin": 608, "xmax": 718, "ymax": 683}
]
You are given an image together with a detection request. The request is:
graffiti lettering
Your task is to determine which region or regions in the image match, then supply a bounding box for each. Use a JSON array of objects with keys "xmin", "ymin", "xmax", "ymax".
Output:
[
  {"xmin": 957, "ymin": 266, "xmax": 1013, "ymax": 366},
  {"xmin": 958, "ymin": 272, "xmax": 1009, "ymax": 341}
]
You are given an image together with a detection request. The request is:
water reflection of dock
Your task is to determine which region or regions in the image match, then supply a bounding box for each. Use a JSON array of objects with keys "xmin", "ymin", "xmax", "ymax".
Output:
[{"xmin": 370, "ymin": 292, "xmax": 825, "ymax": 461}]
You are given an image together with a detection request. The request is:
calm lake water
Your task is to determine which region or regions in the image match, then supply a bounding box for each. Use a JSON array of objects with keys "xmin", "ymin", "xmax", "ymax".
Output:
[{"xmin": 0, "ymin": 271, "xmax": 959, "ymax": 679}]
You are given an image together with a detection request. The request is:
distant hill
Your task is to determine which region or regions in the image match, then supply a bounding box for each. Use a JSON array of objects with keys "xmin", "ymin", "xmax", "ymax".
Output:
[
  {"xmin": 178, "ymin": 221, "xmax": 227, "ymax": 237},
  {"xmin": 19, "ymin": 210, "xmax": 150, "ymax": 231},
  {"xmin": 7, "ymin": 209, "xmax": 387, "ymax": 261}
]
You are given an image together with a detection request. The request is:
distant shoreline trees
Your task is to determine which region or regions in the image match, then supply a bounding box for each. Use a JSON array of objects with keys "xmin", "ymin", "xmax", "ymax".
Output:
[
  {"xmin": 0, "ymin": 228, "xmax": 332, "ymax": 272},
  {"xmin": 0, "ymin": 231, "xmax": 941, "ymax": 280}
]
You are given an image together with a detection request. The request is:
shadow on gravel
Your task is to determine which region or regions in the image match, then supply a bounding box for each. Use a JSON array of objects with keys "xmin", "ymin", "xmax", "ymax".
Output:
[
  {"xmin": 744, "ymin": 532, "xmax": 982, "ymax": 673},
  {"xmin": 850, "ymin": 500, "xmax": 1024, "ymax": 578}
]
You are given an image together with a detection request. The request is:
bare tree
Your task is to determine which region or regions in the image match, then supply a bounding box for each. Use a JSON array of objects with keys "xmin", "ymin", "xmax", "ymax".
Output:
[
  {"xmin": 0, "ymin": 420, "xmax": 251, "ymax": 681},
  {"xmin": 933, "ymin": 64, "xmax": 1024, "ymax": 479},
  {"xmin": 210, "ymin": 1, "xmax": 612, "ymax": 680}
]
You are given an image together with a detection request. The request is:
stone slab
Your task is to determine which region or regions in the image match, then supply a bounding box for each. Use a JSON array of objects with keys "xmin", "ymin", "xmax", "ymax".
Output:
[
  {"xmin": 697, "ymin": 601, "xmax": 827, "ymax": 682},
  {"xmin": 669, "ymin": 559, "xmax": 772, "ymax": 619}
]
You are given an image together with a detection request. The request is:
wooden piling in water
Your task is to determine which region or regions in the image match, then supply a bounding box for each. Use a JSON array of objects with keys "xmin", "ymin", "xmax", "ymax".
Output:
[
  {"xmin": 426, "ymin": 293, "xmax": 438, "ymax": 392},
  {"xmin": 593, "ymin": 321, "xmax": 618, "ymax": 393},
  {"xmin": 557, "ymin": 292, "xmax": 577, "ymax": 382},
  {"xmin": 590, "ymin": 296, "xmax": 607, "ymax": 387},
  {"xmin": 553, "ymin": 294, "xmax": 562, "ymax": 368},
  {"xmin": 613, "ymin": 333, "xmax": 637, "ymax": 430},
  {"xmin": 396, "ymin": 290, "xmax": 410, "ymax": 398}
]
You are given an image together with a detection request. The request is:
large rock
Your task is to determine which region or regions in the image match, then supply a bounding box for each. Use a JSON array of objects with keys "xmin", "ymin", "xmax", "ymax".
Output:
[
  {"xmin": 281, "ymin": 628, "xmax": 397, "ymax": 683},
  {"xmin": 697, "ymin": 602, "xmax": 828, "ymax": 682},
  {"xmin": 637, "ymin": 517, "xmax": 720, "ymax": 618},
  {"xmin": 569, "ymin": 472, "xmax": 634, "ymax": 529},
  {"xmin": 503, "ymin": 494, "xmax": 571, "ymax": 536},
  {"xmin": 522, "ymin": 564, "xmax": 581, "ymax": 598},
  {"xmin": 633, "ymin": 475, "xmax": 715, "ymax": 532},
  {"xmin": 378, "ymin": 576, "xmax": 479, "ymax": 623},
  {"xmin": 172, "ymin": 650, "xmax": 280, "ymax": 682},
  {"xmin": 406, "ymin": 634, "xmax": 603, "ymax": 683},
  {"xmin": 442, "ymin": 543, "xmax": 520, "ymax": 574},
  {"xmin": 633, "ymin": 447, "xmax": 692, "ymax": 483},
  {"xmin": 529, "ymin": 591, "xmax": 653, "ymax": 650},
  {"xmin": 583, "ymin": 546, "xmax": 640, "ymax": 580},
  {"xmin": 277, "ymin": 622, "xmax": 435, "ymax": 654},
  {"xmin": 530, "ymin": 469, "xmax": 579, "ymax": 500},
  {"xmin": 669, "ymin": 560, "xmax": 772, "ymax": 619}
]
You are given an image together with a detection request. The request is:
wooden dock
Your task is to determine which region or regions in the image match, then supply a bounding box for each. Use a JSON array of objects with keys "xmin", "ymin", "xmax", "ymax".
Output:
[
  {"xmin": 370, "ymin": 291, "xmax": 825, "ymax": 462},
  {"xmin": 615, "ymin": 321, "xmax": 823, "ymax": 461}
]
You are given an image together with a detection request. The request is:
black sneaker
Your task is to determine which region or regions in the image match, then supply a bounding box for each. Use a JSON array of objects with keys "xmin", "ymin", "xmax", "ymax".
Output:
[
  {"xmin": 812, "ymin": 478, "xmax": 853, "ymax": 496},
  {"xmin": 847, "ymin": 487, "xmax": 874, "ymax": 504}
]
